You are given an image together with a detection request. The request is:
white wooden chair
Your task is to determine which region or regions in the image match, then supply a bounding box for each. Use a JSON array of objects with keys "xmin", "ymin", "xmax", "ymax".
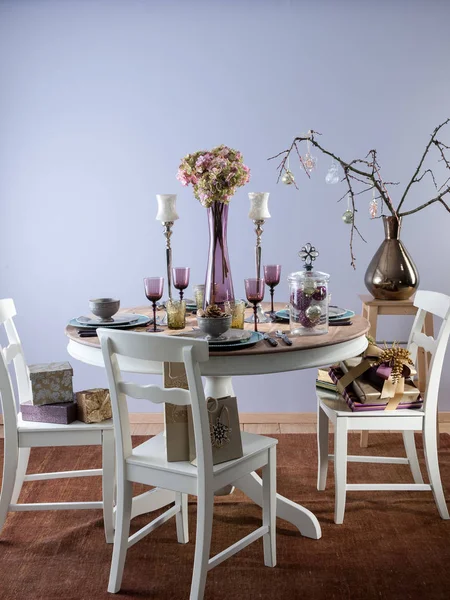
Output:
[
  {"xmin": 98, "ymin": 328, "xmax": 277, "ymax": 599},
  {"xmin": 317, "ymin": 290, "xmax": 450, "ymax": 524},
  {"xmin": 0, "ymin": 298, "xmax": 115, "ymax": 542}
]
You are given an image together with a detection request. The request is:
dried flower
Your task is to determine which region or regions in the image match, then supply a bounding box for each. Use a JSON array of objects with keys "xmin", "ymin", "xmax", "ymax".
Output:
[{"xmin": 177, "ymin": 145, "xmax": 250, "ymax": 208}]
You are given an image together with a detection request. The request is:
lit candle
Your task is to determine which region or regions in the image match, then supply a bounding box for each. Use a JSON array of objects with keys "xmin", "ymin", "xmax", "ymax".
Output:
[
  {"xmin": 248, "ymin": 192, "xmax": 271, "ymax": 220},
  {"xmin": 156, "ymin": 194, "xmax": 179, "ymax": 222}
]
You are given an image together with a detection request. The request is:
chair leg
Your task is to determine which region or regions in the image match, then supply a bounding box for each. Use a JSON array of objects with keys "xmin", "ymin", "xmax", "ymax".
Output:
[
  {"xmin": 0, "ymin": 440, "xmax": 18, "ymax": 534},
  {"xmin": 175, "ymin": 492, "xmax": 189, "ymax": 544},
  {"xmin": 190, "ymin": 489, "xmax": 214, "ymax": 600},
  {"xmin": 423, "ymin": 419, "xmax": 449, "ymax": 519},
  {"xmin": 108, "ymin": 479, "xmax": 133, "ymax": 593},
  {"xmin": 102, "ymin": 430, "xmax": 115, "ymax": 544},
  {"xmin": 334, "ymin": 419, "xmax": 348, "ymax": 525},
  {"xmin": 402, "ymin": 431, "xmax": 424, "ymax": 484},
  {"xmin": 262, "ymin": 446, "xmax": 277, "ymax": 568},
  {"xmin": 317, "ymin": 404, "xmax": 329, "ymax": 491},
  {"xmin": 11, "ymin": 447, "xmax": 31, "ymax": 504}
]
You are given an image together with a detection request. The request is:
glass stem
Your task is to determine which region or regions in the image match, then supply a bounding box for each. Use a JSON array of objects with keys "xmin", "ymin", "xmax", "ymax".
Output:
[
  {"xmin": 270, "ymin": 286, "xmax": 275, "ymax": 314},
  {"xmin": 180, "ymin": 290, "xmax": 184, "ymax": 301},
  {"xmin": 152, "ymin": 302, "xmax": 157, "ymax": 332},
  {"xmin": 253, "ymin": 304, "xmax": 258, "ymax": 332}
]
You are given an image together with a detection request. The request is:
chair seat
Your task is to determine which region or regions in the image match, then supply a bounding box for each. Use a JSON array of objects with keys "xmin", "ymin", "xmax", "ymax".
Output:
[
  {"xmin": 17, "ymin": 414, "xmax": 114, "ymax": 432},
  {"xmin": 317, "ymin": 390, "xmax": 425, "ymax": 419},
  {"xmin": 127, "ymin": 431, "xmax": 277, "ymax": 478}
]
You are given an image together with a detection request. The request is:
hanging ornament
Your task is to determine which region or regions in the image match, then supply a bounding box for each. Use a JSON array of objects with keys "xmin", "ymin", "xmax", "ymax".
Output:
[
  {"xmin": 303, "ymin": 131, "xmax": 317, "ymax": 173},
  {"xmin": 325, "ymin": 159, "xmax": 340, "ymax": 184},
  {"xmin": 342, "ymin": 194, "xmax": 354, "ymax": 224},
  {"xmin": 369, "ymin": 186, "xmax": 378, "ymax": 219},
  {"xmin": 281, "ymin": 156, "xmax": 295, "ymax": 185},
  {"xmin": 281, "ymin": 170, "xmax": 295, "ymax": 185}
]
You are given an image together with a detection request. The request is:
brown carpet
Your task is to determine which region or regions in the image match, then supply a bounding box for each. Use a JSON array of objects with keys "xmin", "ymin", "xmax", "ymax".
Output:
[{"xmin": 1, "ymin": 434, "xmax": 450, "ymax": 600}]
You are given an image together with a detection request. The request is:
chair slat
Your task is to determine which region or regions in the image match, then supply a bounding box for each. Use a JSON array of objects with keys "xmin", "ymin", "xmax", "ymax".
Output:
[
  {"xmin": 3, "ymin": 343, "xmax": 21, "ymax": 365},
  {"xmin": 118, "ymin": 381, "xmax": 191, "ymax": 406},
  {"xmin": 410, "ymin": 332, "xmax": 437, "ymax": 354}
]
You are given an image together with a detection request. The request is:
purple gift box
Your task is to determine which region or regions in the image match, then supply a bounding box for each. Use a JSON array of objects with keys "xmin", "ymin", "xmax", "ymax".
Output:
[{"xmin": 20, "ymin": 400, "xmax": 78, "ymax": 424}]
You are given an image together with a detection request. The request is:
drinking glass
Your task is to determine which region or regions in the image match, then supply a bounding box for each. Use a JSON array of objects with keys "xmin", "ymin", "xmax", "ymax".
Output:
[
  {"xmin": 166, "ymin": 299, "xmax": 186, "ymax": 330},
  {"xmin": 244, "ymin": 278, "xmax": 265, "ymax": 332},
  {"xmin": 193, "ymin": 284, "xmax": 205, "ymax": 311},
  {"xmin": 224, "ymin": 300, "xmax": 246, "ymax": 329},
  {"xmin": 264, "ymin": 265, "xmax": 282, "ymax": 318},
  {"xmin": 172, "ymin": 267, "xmax": 190, "ymax": 301},
  {"xmin": 143, "ymin": 277, "xmax": 164, "ymax": 332}
]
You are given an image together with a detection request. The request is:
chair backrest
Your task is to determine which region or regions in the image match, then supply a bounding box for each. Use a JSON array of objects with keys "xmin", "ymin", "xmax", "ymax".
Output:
[
  {"xmin": 98, "ymin": 328, "xmax": 212, "ymax": 482},
  {"xmin": 408, "ymin": 290, "xmax": 450, "ymax": 418},
  {"xmin": 0, "ymin": 299, "xmax": 33, "ymax": 434}
]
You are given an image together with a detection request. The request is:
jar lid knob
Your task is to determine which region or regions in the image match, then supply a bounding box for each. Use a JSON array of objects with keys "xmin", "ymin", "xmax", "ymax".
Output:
[{"xmin": 298, "ymin": 243, "xmax": 319, "ymax": 272}]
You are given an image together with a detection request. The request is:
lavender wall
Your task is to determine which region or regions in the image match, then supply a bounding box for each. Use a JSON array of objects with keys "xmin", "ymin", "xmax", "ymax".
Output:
[{"xmin": 1, "ymin": 0, "xmax": 450, "ymax": 413}]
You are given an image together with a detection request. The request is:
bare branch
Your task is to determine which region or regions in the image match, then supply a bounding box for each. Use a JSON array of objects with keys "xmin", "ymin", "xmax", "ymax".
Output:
[
  {"xmin": 398, "ymin": 188, "xmax": 450, "ymax": 216},
  {"xmin": 398, "ymin": 118, "xmax": 450, "ymax": 212}
]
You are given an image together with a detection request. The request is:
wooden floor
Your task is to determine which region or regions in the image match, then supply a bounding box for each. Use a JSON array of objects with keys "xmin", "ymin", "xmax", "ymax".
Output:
[{"xmin": 2, "ymin": 418, "xmax": 449, "ymax": 437}]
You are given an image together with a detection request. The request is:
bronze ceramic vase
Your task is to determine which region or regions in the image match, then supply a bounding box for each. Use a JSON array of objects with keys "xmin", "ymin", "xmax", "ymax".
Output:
[{"xmin": 364, "ymin": 216, "xmax": 419, "ymax": 300}]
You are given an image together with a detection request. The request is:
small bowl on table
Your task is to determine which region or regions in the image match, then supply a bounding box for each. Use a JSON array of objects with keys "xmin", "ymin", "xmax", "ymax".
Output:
[
  {"xmin": 89, "ymin": 298, "xmax": 120, "ymax": 322},
  {"xmin": 197, "ymin": 314, "xmax": 232, "ymax": 339}
]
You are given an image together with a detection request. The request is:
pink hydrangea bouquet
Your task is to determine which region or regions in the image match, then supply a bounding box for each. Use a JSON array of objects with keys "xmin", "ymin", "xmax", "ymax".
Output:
[{"xmin": 176, "ymin": 144, "xmax": 250, "ymax": 207}]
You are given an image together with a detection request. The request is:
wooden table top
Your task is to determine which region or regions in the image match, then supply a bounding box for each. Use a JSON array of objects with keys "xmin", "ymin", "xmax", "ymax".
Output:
[{"xmin": 65, "ymin": 303, "xmax": 370, "ymax": 357}]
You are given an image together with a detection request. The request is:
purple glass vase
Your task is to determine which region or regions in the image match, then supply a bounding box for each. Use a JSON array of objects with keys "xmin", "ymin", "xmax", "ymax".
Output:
[{"xmin": 204, "ymin": 203, "xmax": 235, "ymax": 309}]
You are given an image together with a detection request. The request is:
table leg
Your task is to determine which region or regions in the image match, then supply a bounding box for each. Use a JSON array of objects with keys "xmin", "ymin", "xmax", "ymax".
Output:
[
  {"xmin": 233, "ymin": 472, "xmax": 322, "ymax": 540},
  {"xmin": 203, "ymin": 376, "xmax": 322, "ymax": 539}
]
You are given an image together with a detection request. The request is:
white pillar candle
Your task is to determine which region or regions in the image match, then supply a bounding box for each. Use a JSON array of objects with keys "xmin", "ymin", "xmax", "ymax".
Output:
[
  {"xmin": 156, "ymin": 194, "xmax": 179, "ymax": 222},
  {"xmin": 248, "ymin": 192, "xmax": 271, "ymax": 220}
]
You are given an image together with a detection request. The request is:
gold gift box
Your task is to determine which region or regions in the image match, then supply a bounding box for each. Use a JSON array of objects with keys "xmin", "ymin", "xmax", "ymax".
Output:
[
  {"xmin": 75, "ymin": 388, "xmax": 112, "ymax": 423},
  {"xmin": 342, "ymin": 358, "xmax": 421, "ymax": 406}
]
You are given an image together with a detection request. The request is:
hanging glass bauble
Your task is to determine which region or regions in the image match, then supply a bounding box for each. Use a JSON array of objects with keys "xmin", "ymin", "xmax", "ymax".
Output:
[
  {"xmin": 303, "ymin": 152, "xmax": 317, "ymax": 173},
  {"xmin": 342, "ymin": 210, "xmax": 353, "ymax": 224},
  {"xmin": 281, "ymin": 170, "xmax": 295, "ymax": 185},
  {"xmin": 325, "ymin": 161, "xmax": 340, "ymax": 184}
]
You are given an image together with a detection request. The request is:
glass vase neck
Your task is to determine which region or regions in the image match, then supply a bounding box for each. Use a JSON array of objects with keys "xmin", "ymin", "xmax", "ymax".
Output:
[
  {"xmin": 383, "ymin": 215, "xmax": 402, "ymax": 240},
  {"xmin": 204, "ymin": 202, "xmax": 234, "ymax": 308}
]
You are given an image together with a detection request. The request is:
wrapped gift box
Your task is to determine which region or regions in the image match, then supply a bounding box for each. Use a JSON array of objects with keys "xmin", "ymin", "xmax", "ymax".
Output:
[
  {"xmin": 21, "ymin": 400, "xmax": 78, "ymax": 424},
  {"xmin": 163, "ymin": 362, "xmax": 192, "ymax": 462},
  {"xmin": 329, "ymin": 364, "xmax": 422, "ymax": 412},
  {"xmin": 75, "ymin": 388, "xmax": 112, "ymax": 423},
  {"xmin": 29, "ymin": 362, "xmax": 73, "ymax": 406}
]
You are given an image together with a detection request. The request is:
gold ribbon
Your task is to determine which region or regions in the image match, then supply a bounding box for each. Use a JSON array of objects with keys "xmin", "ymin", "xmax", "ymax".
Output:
[{"xmin": 336, "ymin": 343, "xmax": 416, "ymax": 410}]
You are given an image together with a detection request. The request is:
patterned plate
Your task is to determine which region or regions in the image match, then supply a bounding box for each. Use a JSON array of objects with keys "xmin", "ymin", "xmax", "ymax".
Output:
[
  {"xmin": 209, "ymin": 331, "xmax": 263, "ymax": 350},
  {"xmin": 75, "ymin": 314, "xmax": 140, "ymax": 327},
  {"xmin": 329, "ymin": 309, "xmax": 355, "ymax": 321},
  {"xmin": 69, "ymin": 314, "xmax": 151, "ymax": 330},
  {"xmin": 174, "ymin": 329, "xmax": 252, "ymax": 344}
]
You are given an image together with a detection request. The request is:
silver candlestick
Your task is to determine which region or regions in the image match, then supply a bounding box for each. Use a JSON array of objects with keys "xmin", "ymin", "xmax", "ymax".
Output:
[
  {"xmin": 254, "ymin": 219, "xmax": 264, "ymax": 280},
  {"xmin": 162, "ymin": 221, "xmax": 174, "ymax": 301}
]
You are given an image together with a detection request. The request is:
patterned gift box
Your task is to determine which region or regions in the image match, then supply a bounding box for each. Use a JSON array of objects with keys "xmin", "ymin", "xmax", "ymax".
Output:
[
  {"xmin": 29, "ymin": 362, "xmax": 73, "ymax": 406},
  {"xmin": 329, "ymin": 364, "xmax": 423, "ymax": 412},
  {"xmin": 75, "ymin": 388, "xmax": 112, "ymax": 423},
  {"xmin": 21, "ymin": 400, "xmax": 78, "ymax": 424}
]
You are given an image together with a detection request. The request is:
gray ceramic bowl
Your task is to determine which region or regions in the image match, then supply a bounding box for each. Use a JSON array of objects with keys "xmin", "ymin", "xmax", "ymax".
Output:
[
  {"xmin": 89, "ymin": 298, "xmax": 120, "ymax": 322},
  {"xmin": 197, "ymin": 314, "xmax": 232, "ymax": 338}
]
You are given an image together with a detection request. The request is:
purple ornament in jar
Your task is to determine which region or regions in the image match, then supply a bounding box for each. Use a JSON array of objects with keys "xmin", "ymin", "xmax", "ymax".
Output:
[{"xmin": 288, "ymin": 244, "xmax": 330, "ymax": 336}]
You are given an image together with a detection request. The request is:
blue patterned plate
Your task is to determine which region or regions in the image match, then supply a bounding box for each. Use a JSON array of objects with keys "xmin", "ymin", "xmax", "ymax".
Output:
[
  {"xmin": 276, "ymin": 308, "xmax": 355, "ymax": 322},
  {"xmin": 209, "ymin": 331, "xmax": 263, "ymax": 350},
  {"xmin": 69, "ymin": 314, "xmax": 151, "ymax": 329}
]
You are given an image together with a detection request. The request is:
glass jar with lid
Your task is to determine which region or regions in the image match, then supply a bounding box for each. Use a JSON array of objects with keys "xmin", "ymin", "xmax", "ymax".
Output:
[{"xmin": 288, "ymin": 243, "xmax": 330, "ymax": 336}]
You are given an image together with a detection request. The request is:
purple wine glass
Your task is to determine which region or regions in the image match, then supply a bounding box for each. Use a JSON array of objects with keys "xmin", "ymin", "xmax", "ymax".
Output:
[
  {"xmin": 264, "ymin": 265, "xmax": 282, "ymax": 318},
  {"xmin": 172, "ymin": 267, "xmax": 190, "ymax": 301},
  {"xmin": 143, "ymin": 277, "xmax": 164, "ymax": 332},
  {"xmin": 244, "ymin": 278, "xmax": 265, "ymax": 332}
]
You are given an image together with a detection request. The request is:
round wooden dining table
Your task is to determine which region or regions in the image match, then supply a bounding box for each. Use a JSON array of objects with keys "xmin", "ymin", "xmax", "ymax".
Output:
[{"xmin": 66, "ymin": 303, "xmax": 370, "ymax": 541}]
